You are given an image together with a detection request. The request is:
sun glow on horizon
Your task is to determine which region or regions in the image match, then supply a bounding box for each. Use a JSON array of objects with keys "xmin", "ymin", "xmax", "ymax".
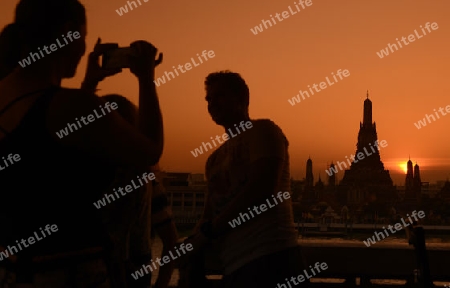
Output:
[{"xmin": 398, "ymin": 162, "xmax": 408, "ymax": 174}]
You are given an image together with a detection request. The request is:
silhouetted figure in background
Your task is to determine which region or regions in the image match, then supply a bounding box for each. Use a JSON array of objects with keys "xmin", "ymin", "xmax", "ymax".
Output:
[
  {"xmin": 0, "ymin": 0, "xmax": 163, "ymax": 286},
  {"xmin": 184, "ymin": 71, "xmax": 308, "ymax": 288},
  {"xmin": 102, "ymin": 94, "xmax": 178, "ymax": 288}
]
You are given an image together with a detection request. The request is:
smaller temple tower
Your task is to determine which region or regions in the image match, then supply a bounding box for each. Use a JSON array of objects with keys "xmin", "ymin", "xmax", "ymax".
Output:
[
  {"xmin": 405, "ymin": 158, "xmax": 414, "ymax": 196},
  {"xmin": 328, "ymin": 162, "xmax": 336, "ymax": 188},
  {"xmin": 304, "ymin": 157, "xmax": 315, "ymax": 200},
  {"xmin": 306, "ymin": 157, "xmax": 314, "ymax": 188},
  {"xmin": 413, "ymin": 163, "xmax": 422, "ymax": 201}
]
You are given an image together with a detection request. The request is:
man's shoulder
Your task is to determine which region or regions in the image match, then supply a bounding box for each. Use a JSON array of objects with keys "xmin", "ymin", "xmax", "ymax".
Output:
[
  {"xmin": 250, "ymin": 118, "xmax": 280, "ymax": 129},
  {"xmin": 247, "ymin": 119, "xmax": 287, "ymax": 140}
]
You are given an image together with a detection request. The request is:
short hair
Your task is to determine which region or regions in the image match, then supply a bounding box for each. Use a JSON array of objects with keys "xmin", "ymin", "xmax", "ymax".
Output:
[
  {"xmin": 102, "ymin": 94, "xmax": 137, "ymax": 126},
  {"xmin": 204, "ymin": 70, "xmax": 249, "ymax": 106}
]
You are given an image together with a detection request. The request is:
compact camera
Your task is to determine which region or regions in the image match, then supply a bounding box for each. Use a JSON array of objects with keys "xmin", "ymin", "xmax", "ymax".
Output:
[{"xmin": 102, "ymin": 45, "xmax": 163, "ymax": 70}]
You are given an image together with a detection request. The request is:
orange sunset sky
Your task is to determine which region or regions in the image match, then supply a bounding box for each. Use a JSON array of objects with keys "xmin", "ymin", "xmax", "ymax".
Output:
[{"xmin": 1, "ymin": 0, "xmax": 449, "ymax": 185}]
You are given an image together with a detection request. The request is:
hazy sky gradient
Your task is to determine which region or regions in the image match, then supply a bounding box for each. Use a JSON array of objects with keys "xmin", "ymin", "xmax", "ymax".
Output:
[{"xmin": 1, "ymin": 0, "xmax": 449, "ymax": 185}]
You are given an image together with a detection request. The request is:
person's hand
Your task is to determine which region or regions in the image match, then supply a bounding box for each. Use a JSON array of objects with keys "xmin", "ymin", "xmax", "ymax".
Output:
[
  {"xmin": 81, "ymin": 38, "xmax": 122, "ymax": 92},
  {"xmin": 129, "ymin": 40, "xmax": 163, "ymax": 80}
]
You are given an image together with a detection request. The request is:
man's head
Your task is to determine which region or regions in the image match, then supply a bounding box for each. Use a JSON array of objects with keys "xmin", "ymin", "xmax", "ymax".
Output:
[{"xmin": 204, "ymin": 70, "xmax": 249, "ymax": 126}]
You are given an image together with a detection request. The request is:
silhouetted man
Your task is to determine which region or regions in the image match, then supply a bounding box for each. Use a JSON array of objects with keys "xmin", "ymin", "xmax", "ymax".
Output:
[{"xmin": 186, "ymin": 71, "xmax": 307, "ymax": 288}]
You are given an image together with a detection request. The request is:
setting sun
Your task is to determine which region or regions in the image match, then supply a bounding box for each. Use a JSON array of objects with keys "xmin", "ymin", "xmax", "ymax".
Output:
[{"xmin": 398, "ymin": 162, "xmax": 408, "ymax": 174}]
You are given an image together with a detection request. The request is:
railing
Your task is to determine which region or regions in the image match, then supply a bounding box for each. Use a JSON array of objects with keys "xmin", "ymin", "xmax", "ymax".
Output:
[
  {"xmin": 295, "ymin": 222, "xmax": 450, "ymax": 230},
  {"xmin": 167, "ymin": 219, "xmax": 450, "ymax": 286},
  {"xmin": 174, "ymin": 244, "xmax": 450, "ymax": 287}
]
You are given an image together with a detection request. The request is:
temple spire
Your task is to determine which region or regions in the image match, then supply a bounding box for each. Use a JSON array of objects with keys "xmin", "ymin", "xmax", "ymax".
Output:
[
  {"xmin": 306, "ymin": 158, "xmax": 313, "ymax": 187},
  {"xmin": 363, "ymin": 91, "xmax": 372, "ymax": 127}
]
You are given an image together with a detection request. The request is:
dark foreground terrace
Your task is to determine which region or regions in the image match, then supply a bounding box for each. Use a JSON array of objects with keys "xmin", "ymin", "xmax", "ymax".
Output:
[{"xmin": 169, "ymin": 241, "xmax": 450, "ymax": 287}]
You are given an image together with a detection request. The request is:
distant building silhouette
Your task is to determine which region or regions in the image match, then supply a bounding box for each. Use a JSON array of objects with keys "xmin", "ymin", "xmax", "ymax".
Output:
[
  {"xmin": 306, "ymin": 157, "xmax": 314, "ymax": 186},
  {"xmin": 337, "ymin": 91, "xmax": 396, "ymax": 210},
  {"xmin": 413, "ymin": 163, "xmax": 422, "ymax": 202},
  {"xmin": 160, "ymin": 172, "xmax": 207, "ymax": 221},
  {"xmin": 405, "ymin": 158, "xmax": 414, "ymax": 192},
  {"xmin": 327, "ymin": 162, "xmax": 337, "ymax": 197},
  {"xmin": 315, "ymin": 174, "xmax": 325, "ymax": 199},
  {"xmin": 439, "ymin": 179, "xmax": 450, "ymax": 201},
  {"xmin": 419, "ymin": 181, "xmax": 438, "ymax": 199},
  {"xmin": 304, "ymin": 157, "xmax": 315, "ymax": 201},
  {"xmin": 290, "ymin": 178, "xmax": 304, "ymax": 201},
  {"xmin": 404, "ymin": 159, "xmax": 422, "ymax": 204},
  {"xmin": 328, "ymin": 162, "xmax": 336, "ymax": 188},
  {"xmin": 301, "ymin": 159, "xmax": 340, "ymax": 211}
]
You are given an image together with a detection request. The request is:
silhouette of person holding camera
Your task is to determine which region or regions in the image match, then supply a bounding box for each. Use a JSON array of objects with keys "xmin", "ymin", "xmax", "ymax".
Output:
[{"xmin": 0, "ymin": 0, "xmax": 164, "ymax": 286}]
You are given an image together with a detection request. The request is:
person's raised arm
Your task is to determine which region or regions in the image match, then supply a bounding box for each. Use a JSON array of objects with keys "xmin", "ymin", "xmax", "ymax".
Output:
[
  {"xmin": 80, "ymin": 39, "xmax": 122, "ymax": 94},
  {"xmin": 46, "ymin": 40, "xmax": 164, "ymax": 172},
  {"xmin": 130, "ymin": 41, "xmax": 164, "ymax": 161}
]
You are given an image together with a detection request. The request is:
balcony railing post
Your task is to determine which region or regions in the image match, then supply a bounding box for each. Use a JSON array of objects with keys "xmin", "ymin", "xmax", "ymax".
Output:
[{"xmin": 408, "ymin": 224, "xmax": 434, "ymax": 287}]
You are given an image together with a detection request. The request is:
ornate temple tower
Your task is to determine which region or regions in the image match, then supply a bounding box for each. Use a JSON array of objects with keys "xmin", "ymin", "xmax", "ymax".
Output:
[
  {"xmin": 354, "ymin": 91, "xmax": 381, "ymax": 166},
  {"xmin": 337, "ymin": 91, "xmax": 396, "ymax": 208}
]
